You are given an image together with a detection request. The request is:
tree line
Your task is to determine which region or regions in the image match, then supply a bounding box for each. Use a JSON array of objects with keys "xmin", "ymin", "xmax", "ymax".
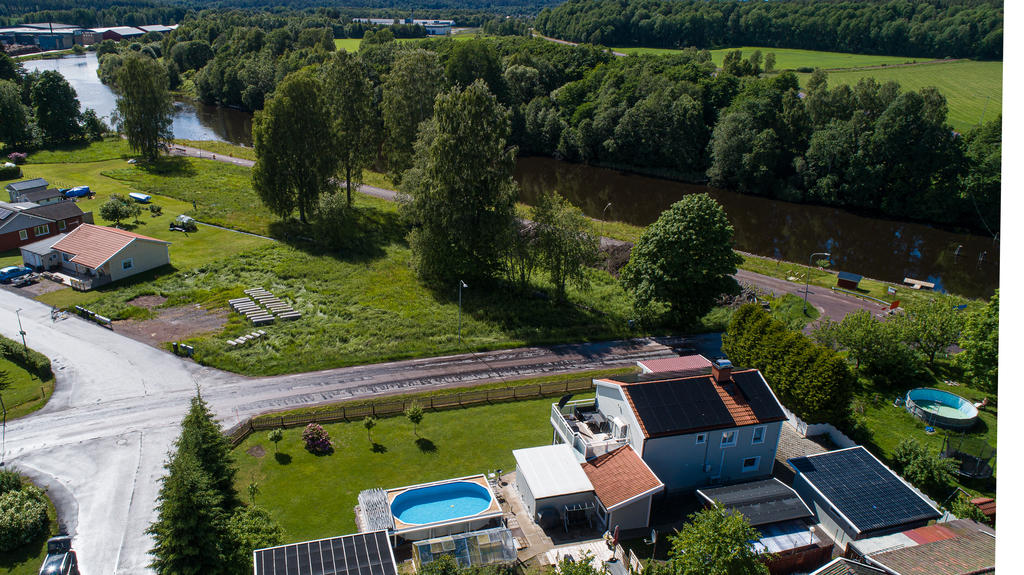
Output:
[{"xmin": 535, "ymin": 0, "xmax": 1003, "ymax": 60}]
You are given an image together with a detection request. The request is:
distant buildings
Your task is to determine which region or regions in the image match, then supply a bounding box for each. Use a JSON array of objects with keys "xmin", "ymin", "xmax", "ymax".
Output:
[
  {"xmin": 0, "ymin": 22, "xmax": 177, "ymax": 53},
  {"xmin": 352, "ymin": 17, "xmax": 454, "ymax": 36}
]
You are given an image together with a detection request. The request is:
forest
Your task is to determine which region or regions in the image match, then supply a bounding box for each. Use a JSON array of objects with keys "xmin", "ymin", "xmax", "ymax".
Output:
[{"xmin": 535, "ymin": 0, "xmax": 1003, "ymax": 60}]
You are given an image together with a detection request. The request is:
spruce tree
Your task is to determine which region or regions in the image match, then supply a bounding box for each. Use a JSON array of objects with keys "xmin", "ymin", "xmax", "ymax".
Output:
[{"xmin": 177, "ymin": 392, "xmax": 239, "ymax": 508}]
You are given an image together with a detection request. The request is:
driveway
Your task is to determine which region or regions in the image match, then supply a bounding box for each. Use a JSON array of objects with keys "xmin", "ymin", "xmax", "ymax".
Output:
[{"xmin": 2, "ymin": 288, "xmax": 693, "ymax": 575}]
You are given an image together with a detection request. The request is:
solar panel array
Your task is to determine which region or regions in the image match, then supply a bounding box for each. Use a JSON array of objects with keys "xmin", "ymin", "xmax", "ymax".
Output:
[
  {"xmin": 254, "ymin": 531, "xmax": 397, "ymax": 575},
  {"xmin": 0, "ymin": 208, "xmax": 12, "ymax": 220},
  {"xmin": 732, "ymin": 372, "xmax": 787, "ymax": 421},
  {"xmin": 790, "ymin": 447, "xmax": 941, "ymax": 534},
  {"xmin": 697, "ymin": 479, "xmax": 812, "ymax": 526},
  {"xmin": 623, "ymin": 378, "xmax": 734, "ymax": 436}
]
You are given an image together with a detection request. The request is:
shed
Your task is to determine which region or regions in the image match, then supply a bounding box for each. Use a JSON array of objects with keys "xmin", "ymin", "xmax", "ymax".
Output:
[
  {"xmin": 20, "ymin": 233, "xmax": 67, "ymax": 269},
  {"xmin": 512, "ymin": 444, "xmax": 595, "ymax": 522},
  {"xmin": 837, "ymin": 271, "xmax": 863, "ymax": 290},
  {"xmin": 5, "ymin": 178, "xmax": 48, "ymax": 202}
]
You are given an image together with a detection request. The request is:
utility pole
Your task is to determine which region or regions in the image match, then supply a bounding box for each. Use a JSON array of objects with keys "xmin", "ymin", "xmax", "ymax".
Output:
[
  {"xmin": 15, "ymin": 308, "xmax": 25, "ymax": 351},
  {"xmin": 804, "ymin": 252, "xmax": 830, "ymax": 314},
  {"xmin": 458, "ymin": 280, "xmax": 468, "ymax": 343}
]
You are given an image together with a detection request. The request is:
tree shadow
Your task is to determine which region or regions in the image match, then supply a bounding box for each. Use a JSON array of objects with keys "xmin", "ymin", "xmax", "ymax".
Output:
[
  {"xmin": 274, "ymin": 452, "xmax": 292, "ymax": 465},
  {"xmin": 415, "ymin": 437, "xmax": 437, "ymax": 453},
  {"xmin": 268, "ymin": 203, "xmax": 408, "ymax": 264},
  {"xmin": 371, "ymin": 442, "xmax": 388, "ymax": 453},
  {"xmin": 139, "ymin": 155, "xmax": 197, "ymax": 178}
]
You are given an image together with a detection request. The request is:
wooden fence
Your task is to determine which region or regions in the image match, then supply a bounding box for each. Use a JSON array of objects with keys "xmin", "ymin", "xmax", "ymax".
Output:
[{"xmin": 226, "ymin": 379, "xmax": 596, "ymax": 447}]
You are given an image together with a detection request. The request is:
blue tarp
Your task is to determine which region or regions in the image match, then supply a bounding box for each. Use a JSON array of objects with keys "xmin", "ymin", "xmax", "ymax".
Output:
[{"xmin": 64, "ymin": 186, "xmax": 90, "ymax": 197}]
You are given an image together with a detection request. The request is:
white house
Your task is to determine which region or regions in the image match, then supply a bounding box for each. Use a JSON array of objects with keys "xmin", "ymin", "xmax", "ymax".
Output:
[{"xmin": 45, "ymin": 224, "xmax": 170, "ymax": 288}]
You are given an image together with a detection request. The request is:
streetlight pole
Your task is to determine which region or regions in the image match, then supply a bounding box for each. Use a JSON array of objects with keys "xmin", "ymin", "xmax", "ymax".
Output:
[
  {"xmin": 15, "ymin": 308, "xmax": 25, "ymax": 351},
  {"xmin": 804, "ymin": 252, "xmax": 831, "ymax": 314},
  {"xmin": 602, "ymin": 202, "xmax": 612, "ymax": 239},
  {"xmin": 458, "ymin": 280, "xmax": 468, "ymax": 344}
]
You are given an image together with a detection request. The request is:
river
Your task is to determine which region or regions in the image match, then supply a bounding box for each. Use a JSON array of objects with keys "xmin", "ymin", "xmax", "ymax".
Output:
[{"xmin": 23, "ymin": 54, "xmax": 999, "ymax": 298}]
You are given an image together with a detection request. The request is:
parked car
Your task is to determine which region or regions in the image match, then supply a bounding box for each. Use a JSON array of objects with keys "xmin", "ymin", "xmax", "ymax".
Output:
[
  {"xmin": 0, "ymin": 266, "xmax": 32, "ymax": 283},
  {"xmin": 39, "ymin": 536, "xmax": 79, "ymax": 575}
]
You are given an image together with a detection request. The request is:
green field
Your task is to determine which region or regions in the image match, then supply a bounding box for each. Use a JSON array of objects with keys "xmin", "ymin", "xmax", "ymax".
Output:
[
  {"xmin": 0, "ymin": 357, "xmax": 55, "ymax": 420},
  {"xmin": 801, "ymin": 60, "xmax": 1002, "ymax": 131},
  {"xmin": 614, "ymin": 45, "xmax": 916, "ymax": 70},
  {"xmin": 335, "ymin": 32, "xmax": 486, "ymax": 53}
]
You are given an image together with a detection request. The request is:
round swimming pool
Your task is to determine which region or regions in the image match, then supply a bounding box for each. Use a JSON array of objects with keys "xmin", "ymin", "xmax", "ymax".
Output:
[
  {"xmin": 905, "ymin": 388, "xmax": 978, "ymax": 430},
  {"xmin": 391, "ymin": 481, "xmax": 493, "ymax": 525}
]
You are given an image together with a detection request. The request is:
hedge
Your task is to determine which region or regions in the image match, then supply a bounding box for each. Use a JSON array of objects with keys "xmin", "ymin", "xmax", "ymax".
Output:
[
  {"xmin": 0, "ymin": 485, "xmax": 48, "ymax": 552},
  {"xmin": 0, "ymin": 165, "xmax": 21, "ymax": 181},
  {"xmin": 0, "ymin": 335, "xmax": 54, "ymax": 381}
]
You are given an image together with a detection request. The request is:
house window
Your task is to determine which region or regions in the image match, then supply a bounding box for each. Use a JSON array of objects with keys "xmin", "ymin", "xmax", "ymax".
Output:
[
  {"xmin": 752, "ymin": 426, "xmax": 766, "ymax": 445},
  {"xmin": 58, "ymin": 220, "xmax": 66, "ymax": 230},
  {"xmin": 721, "ymin": 431, "xmax": 737, "ymax": 447},
  {"xmin": 696, "ymin": 433, "xmax": 706, "ymax": 445},
  {"xmin": 62, "ymin": 253, "xmax": 72, "ymax": 262},
  {"xmin": 33, "ymin": 224, "xmax": 49, "ymax": 236},
  {"xmin": 121, "ymin": 258, "xmax": 134, "ymax": 271},
  {"xmin": 18, "ymin": 230, "xmax": 27, "ymax": 241},
  {"xmin": 742, "ymin": 456, "xmax": 760, "ymax": 472}
]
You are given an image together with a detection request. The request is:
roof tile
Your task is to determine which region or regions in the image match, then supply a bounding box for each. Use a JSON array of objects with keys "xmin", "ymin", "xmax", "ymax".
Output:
[
  {"xmin": 580, "ymin": 446, "xmax": 662, "ymax": 509},
  {"xmin": 51, "ymin": 224, "xmax": 167, "ymax": 269}
]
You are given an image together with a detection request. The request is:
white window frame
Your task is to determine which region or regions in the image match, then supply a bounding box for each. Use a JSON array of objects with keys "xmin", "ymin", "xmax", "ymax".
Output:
[
  {"xmin": 33, "ymin": 224, "xmax": 49, "ymax": 236},
  {"xmin": 696, "ymin": 433, "xmax": 707, "ymax": 445},
  {"xmin": 752, "ymin": 425, "xmax": 766, "ymax": 445},
  {"xmin": 18, "ymin": 230, "xmax": 27, "ymax": 241},
  {"xmin": 742, "ymin": 456, "xmax": 761, "ymax": 473},
  {"xmin": 121, "ymin": 258, "xmax": 134, "ymax": 271},
  {"xmin": 721, "ymin": 431, "xmax": 737, "ymax": 448}
]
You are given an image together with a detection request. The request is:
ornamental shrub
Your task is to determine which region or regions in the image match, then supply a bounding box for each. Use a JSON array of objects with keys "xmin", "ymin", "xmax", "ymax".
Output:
[
  {"xmin": 0, "ymin": 165, "xmax": 20, "ymax": 180},
  {"xmin": 6, "ymin": 153, "xmax": 26, "ymax": 165},
  {"xmin": 0, "ymin": 485, "xmax": 49, "ymax": 552},
  {"xmin": 0, "ymin": 470, "xmax": 21, "ymax": 496},
  {"xmin": 301, "ymin": 423, "xmax": 333, "ymax": 455}
]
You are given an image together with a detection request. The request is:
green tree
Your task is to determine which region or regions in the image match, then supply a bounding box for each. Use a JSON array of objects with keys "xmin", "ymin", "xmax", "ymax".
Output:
[
  {"xmin": 400, "ymin": 80, "xmax": 518, "ymax": 283},
  {"xmin": 405, "ymin": 403, "xmax": 424, "ymax": 436},
  {"xmin": 0, "ymin": 52, "xmax": 21, "ymax": 83},
  {"xmin": 764, "ymin": 52, "xmax": 776, "ymax": 73},
  {"xmin": 899, "ymin": 296, "xmax": 968, "ymax": 363},
  {"xmin": 322, "ymin": 51, "xmax": 375, "ymax": 207},
  {"xmin": 419, "ymin": 553, "xmax": 461, "ymax": 575},
  {"xmin": 225, "ymin": 505, "xmax": 284, "ymax": 575},
  {"xmin": 956, "ymin": 290, "xmax": 998, "ymax": 392},
  {"xmin": 80, "ymin": 109, "xmax": 106, "ymax": 141},
  {"xmin": 664, "ymin": 506, "xmax": 768, "ymax": 575},
  {"xmin": 891, "ymin": 438, "xmax": 958, "ymax": 495},
  {"xmin": 147, "ymin": 451, "xmax": 228, "ymax": 575},
  {"xmin": 30, "ymin": 70, "xmax": 82, "ymax": 144},
  {"xmin": 99, "ymin": 194, "xmax": 136, "ymax": 226},
  {"xmin": 252, "ymin": 68, "xmax": 336, "ymax": 223},
  {"xmin": 0, "ymin": 80, "xmax": 32, "ymax": 148},
  {"xmin": 114, "ymin": 52, "xmax": 172, "ymax": 161},
  {"xmin": 814, "ymin": 310, "xmax": 918, "ymax": 377},
  {"xmin": 620, "ymin": 194, "xmax": 742, "ymax": 325},
  {"xmin": 177, "ymin": 392, "xmax": 238, "ymax": 508},
  {"xmin": 382, "ymin": 49, "xmax": 444, "ymax": 180},
  {"xmin": 949, "ymin": 492, "xmax": 989, "ymax": 524},
  {"xmin": 532, "ymin": 191, "xmax": 599, "ymax": 299},
  {"xmin": 445, "ymin": 39, "xmax": 505, "ymax": 100},
  {"xmin": 363, "ymin": 416, "xmax": 377, "ymax": 443},
  {"xmin": 267, "ymin": 428, "xmax": 283, "ymax": 453}
]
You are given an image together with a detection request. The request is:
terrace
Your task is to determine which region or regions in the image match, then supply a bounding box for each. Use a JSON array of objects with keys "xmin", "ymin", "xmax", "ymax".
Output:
[{"xmin": 550, "ymin": 399, "xmax": 628, "ymax": 459}]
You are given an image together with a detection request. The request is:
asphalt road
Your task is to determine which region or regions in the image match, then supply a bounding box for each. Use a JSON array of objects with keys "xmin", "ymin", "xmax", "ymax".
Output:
[{"xmin": 2, "ymin": 286, "xmax": 697, "ymax": 574}]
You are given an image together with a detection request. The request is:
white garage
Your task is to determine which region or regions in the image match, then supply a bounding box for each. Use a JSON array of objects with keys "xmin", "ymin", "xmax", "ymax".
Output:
[{"xmin": 513, "ymin": 444, "xmax": 597, "ymax": 529}]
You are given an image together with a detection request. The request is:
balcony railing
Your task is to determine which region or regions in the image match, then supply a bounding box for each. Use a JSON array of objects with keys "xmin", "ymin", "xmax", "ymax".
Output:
[{"xmin": 551, "ymin": 399, "xmax": 627, "ymax": 459}]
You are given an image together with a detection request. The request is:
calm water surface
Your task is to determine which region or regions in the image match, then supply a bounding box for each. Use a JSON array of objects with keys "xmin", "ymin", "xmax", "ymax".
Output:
[{"xmin": 24, "ymin": 55, "xmax": 999, "ymax": 298}]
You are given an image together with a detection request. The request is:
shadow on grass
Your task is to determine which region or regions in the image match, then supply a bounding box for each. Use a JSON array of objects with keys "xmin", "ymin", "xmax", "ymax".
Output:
[
  {"xmin": 268, "ymin": 204, "xmax": 408, "ymax": 264},
  {"xmin": 140, "ymin": 156, "xmax": 197, "ymax": 178},
  {"xmin": 0, "ymin": 527, "xmax": 48, "ymax": 572},
  {"xmin": 274, "ymin": 452, "xmax": 292, "ymax": 465},
  {"xmin": 415, "ymin": 437, "xmax": 437, "ymax": 453},
  {"xmin": 371, "ymin": 442, "xmax": 387, "ymax": 453}
]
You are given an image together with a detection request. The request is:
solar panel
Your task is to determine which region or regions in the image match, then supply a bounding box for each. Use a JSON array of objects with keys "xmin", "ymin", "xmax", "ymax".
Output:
[
  {"xmin": 254, "ymin": 531, "xmax": 396, "ymax": 575},
  {"xmin": 790, "ymin": 447, "xmax": 941, "ymax": 534},
  {"xmin": 732, "ymin": 371, "xmax": 786, "ymax": 421},
  {"xmin": 624, "ymin": 378, "xmax": 734, "ymax": 436},
  {"xmin": 0, "ymin": 208, "xmax": 11, "ymax": 220}
]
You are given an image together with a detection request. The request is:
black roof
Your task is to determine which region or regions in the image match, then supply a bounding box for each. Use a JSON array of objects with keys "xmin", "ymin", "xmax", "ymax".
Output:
[
  {"xmin": 254, "ymin": 531, "xmax": 397, "ymax": 575},
  {"xmin": 789, "ymin": 447, "xmax": 941, "ymax": 535},
  {"xmin": 24, "ymin": 201, "xmax": 83, "ymax": 221},
  {"xmin": 19, "ymin": 188, "xmax": 62, "ymax": 202},
  {"xmin": 4, "ymin": 178, "xmax": 47, "ymax": 191},
  {"xmin": 697, "ymin": 478, "xmax": 813, "ymax": 527},
  {"xmin": 611, "ymin": 369, "xmax": 786, "ymax": 437},
  {"xmin": 837, "ymin": 271, "xmax": 863, "ymax": 282}
]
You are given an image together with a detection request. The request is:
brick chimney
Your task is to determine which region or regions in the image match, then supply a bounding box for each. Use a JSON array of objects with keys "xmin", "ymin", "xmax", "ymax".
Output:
[{"xmin": 711, "ymin": 358, "xmax": 733, "ymax": 383}]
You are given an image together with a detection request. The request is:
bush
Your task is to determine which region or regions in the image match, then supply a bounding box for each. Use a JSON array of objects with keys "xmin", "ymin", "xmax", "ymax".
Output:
[
  {"xmin": 150, "ymin": 204, "xmax": 163, "ymax": 216},
  {"xmin": 892, "ymin": 438, "xmax": 958, "ymax": 494},
  {"xmin": 0, "ymin": 470, "xmax": 21, "ymax": 496},
  {"xmin": 301, "ymin": 423, "xmax": 333, "ymax": 455},
  {"xmin": 7, "ymin": 152, "xmax": 26, "ymax": 165},
  {"xmin": 0, "ymin": 165, "xmax": 20, "ymax": 180},
  {"xmin": 0, "ymin": 335, "xmax": 53, "ymax": 380},
  {"xmin": 0, "ymin": 485, "xmax": 49, "ymax": 552}
]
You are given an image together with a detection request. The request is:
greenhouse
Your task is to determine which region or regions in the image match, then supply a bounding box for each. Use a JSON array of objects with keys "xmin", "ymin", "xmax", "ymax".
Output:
[{"xmin": 413, "ymin": 527, "xmax": 517, "ymax": 569}]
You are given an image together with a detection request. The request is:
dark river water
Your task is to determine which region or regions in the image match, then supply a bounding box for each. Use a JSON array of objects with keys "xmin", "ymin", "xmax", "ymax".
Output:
[{"xmin": 24, "ymin": 54, "xmax": 999, "ymax": 298}]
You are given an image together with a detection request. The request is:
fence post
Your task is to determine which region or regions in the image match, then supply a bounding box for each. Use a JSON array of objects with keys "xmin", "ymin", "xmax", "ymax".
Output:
[{"xmin": 279, "ymin": 416, "xmax": 284, "ymax": 428}]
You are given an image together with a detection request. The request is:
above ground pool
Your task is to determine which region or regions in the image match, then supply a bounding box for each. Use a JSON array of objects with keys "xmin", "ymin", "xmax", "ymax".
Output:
[
  {"xmin": 391, "ymin": 481, "xmax": 494, "ymax": 525},
  {"xmin": 905, "ymin": 388, "xmax": 978, "ymax": 430}
]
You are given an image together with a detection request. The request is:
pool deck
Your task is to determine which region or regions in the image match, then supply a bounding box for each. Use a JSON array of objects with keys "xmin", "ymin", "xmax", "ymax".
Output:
[{"xmin": 387, "ymin": 474, "xmax": 502, "ymax": 533}]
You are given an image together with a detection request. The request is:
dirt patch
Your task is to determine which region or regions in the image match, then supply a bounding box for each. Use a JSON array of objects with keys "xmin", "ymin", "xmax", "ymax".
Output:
[
  {"xmin": 1, "ymin": 277, "xmax": 69, "ymax": 298},
  {"xmin": 246, "ymin": 444, "xmax": 266, "ymax": 458},
  {"xmin": 113, "ymin": 304, "xmax": 228, "ymax": 347},
  {"xmin": 128, "ymin": 294, "xmax": 168, "ymax": 309}
]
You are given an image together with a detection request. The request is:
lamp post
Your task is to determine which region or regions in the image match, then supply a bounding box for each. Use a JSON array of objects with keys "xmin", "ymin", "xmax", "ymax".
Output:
[
  {"xmin": 602, "ymin": 202, "xmax": 612, "ymax": 239},
  {"xmin": 458, "ymin": 280, "xmax": 468, "ymax": 343},
  {"xmin": 804, "ymin": 252, "xmax": 831, "ymax": 314},
  {"xmin": 15, "ymin": 308, "xmax": 25, "ymax": 351}
]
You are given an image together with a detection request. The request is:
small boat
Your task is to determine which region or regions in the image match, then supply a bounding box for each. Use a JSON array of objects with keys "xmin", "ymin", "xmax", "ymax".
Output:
[{"xmin": 128, "ymin": 192, "xmax": 151, "ymax": 203}]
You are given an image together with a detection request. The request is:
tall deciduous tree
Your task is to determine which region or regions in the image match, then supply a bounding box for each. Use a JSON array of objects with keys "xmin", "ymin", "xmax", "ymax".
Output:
[
  {"xmin": 956, "ymin": 290, "xmax": 998, "ymax": 392},
  {"xmin": 115, "ymin": 52, "xmax": 173, "ymax": 161},
  {"xmin": 382, "ymin": 49, "xmax": 443, "ymax": 180},
  {"xmin": 30, "ymin": 70, "xmax": 81, "ymax": 145},
  {"xmin": 0, "ymin": 80, "xmax": 32, "ymax": 148},
  {"xmin": 0, "ymin": 52, "xmax": 21, "ymax": 83},
  {"xmin": 400, "ymin": 80, "xmax": 518, "ymax": 283},
  {"xmin": 899, "ymin": 296, "xmax": 968, "ymax": 364},
  {"xmin": 252, "ymin": 68, "xmax": 336, "ymax": 223},
  {"xmin": 663, "ymin": 506, "xmax": 768, "ymax": 575},
  {"xmin": 620, "ymin": 194, "xmax": 741, "ymax": 325},
  {"xmin": 322, "ymin": 51, "xmax": 375, "ymax": 207},
  {"xmin": 532, "ymin": 191, "xmax": 599, "ymax": 299},
  {"xmin": 445, "ymin": 39, "xmax": 506, "ymax": 100}
]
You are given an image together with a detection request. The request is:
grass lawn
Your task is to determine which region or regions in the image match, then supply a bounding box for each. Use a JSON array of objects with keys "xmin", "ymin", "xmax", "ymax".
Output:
[
  {"xmin": 335, "ymin": 33, "xmax": 485, "ymax": 53},
  {"xmin": 25, "ymin": 137, "xmax": 132, "ymax": 164},
  {"xmin": 0, "ymin": 478, "xmax": 59, "ymax": 575},
  {"xmin": 334, "ymin": 38, "xmax": 363, "ymax": 52},
  {"xmin": 799, "ymin": 60, "xmax": 1002, "ymax": 131},
  {"xmin": 173, "ymin": 139, "xmax": 256, "ymax": 162},
  {"xmin": 234, "ymin": 393, "xmax": 571, "ymax": 542},
  {"xmin": 614, "ymin": 45, "xmax": 916, "ymax": 70},
  {"xmin": 0, "ymin": 358, "xmax": 55, "ymax": 420}
]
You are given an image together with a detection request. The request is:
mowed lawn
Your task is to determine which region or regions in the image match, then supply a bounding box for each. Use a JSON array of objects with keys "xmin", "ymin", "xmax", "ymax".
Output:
[
  {"xmin": 615, "ymin": 45, "xmax": 915, "ymax": 70},
  {"xmin": 0, "ymin": 357, "xmax": 55, "ymax": 420},
  {"xmin": 800, "ymin": 60, "xmax": 1002, "ymax": 131},
  {"xmin": 233, "ymin": 395, "xmax": 564, "ymax": 542}
]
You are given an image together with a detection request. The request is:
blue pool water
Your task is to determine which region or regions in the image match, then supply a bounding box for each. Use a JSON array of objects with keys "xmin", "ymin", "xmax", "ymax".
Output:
[{"xmin": 391, "ymin": 481, "xmax": 492, "ymax": 525}]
